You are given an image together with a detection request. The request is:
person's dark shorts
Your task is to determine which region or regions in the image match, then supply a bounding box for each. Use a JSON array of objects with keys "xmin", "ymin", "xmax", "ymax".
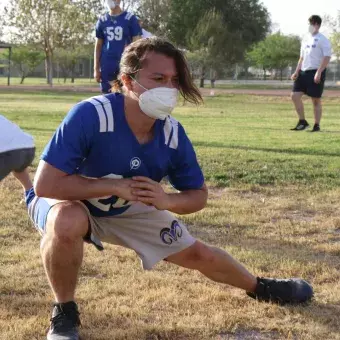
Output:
[
  {"xmin": 100, "ymin": 61, "xmax": 120, "ymax": 94},
  {"xmin": 293, "ymin": 69, "xmax": 326, "ymax": 98},
  {"xmin": 0, "ymin": 147, "xmax": 35, "ymax": 181}
]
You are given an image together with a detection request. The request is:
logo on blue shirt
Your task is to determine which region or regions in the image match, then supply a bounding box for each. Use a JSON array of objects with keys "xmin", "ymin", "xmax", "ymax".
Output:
[{"xmin": 130, "ymin": 157, "xmax": 141, "ymax": 170}]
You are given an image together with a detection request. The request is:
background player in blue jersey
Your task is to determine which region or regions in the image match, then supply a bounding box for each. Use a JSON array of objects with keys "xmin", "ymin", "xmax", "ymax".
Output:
[
  {"xmin": 29, "ymin": 38, "xmax": 313, "ymax": 340},
  {"xmin": 94, "ymin": 0, "xmax": 141, "ymax": 94}
]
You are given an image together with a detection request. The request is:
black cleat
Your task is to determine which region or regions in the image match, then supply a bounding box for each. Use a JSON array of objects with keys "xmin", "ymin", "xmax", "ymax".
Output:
[
  {"xmin": 47, "ymin": 301, "xmax": 81, "ymax": 340},
  {"xmin": 310, "ymin": 124, "xmax": 320, "ymax": 132},
  {"xmin": 246, "ymin": 277, "xmax": 313, "ymax": 305},
  {"xmin": 291, "ymin": 120, "xmax": 309, "ymax": 131}
]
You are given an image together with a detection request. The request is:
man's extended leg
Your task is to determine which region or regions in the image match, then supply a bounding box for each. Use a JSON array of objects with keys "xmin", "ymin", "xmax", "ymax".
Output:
[{"xmin": 166, "ymin": 240, "xmax": 313, "ymax": 304}]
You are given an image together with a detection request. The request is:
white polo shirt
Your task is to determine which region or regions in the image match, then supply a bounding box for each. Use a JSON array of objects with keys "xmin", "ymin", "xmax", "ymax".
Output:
[
  {"xmin": 300, "ymin": 32, "xmax": 332, "ymax": 71},
  {"xmin": 0, "ymin": 115, "xmax": 34, "ymax": 153}
]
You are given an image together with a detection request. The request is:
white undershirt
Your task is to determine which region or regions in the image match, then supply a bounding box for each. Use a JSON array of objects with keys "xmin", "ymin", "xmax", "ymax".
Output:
[
  {"xmin": 0, "ymin": 115, "xmax": 34, "ymax": 153},
  {"xmin": 300, "ymin": 32, "xmax": 332, "ymax": 71}
]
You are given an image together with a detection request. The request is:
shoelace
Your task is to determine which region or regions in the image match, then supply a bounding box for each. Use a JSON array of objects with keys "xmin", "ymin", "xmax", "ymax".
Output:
[{"xmin": 50, "ymin": 310, "xmax": 81, "ymax": 332}]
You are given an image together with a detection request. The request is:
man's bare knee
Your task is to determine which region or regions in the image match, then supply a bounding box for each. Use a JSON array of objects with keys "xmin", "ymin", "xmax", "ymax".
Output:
[
  {"xmin": 45, "ymin": 202, "xmax": 89, "ymax": 242},
  {"xmin": 312, "ymin": 98, "xmax": 321, "ymax": 106},
  {"xmin": 167, "ymin": 241, "xmax": 215, "ymax": 270},
  {"xmin": 291, "ymin": 92, "xmax": 302, "ymax": 101}
]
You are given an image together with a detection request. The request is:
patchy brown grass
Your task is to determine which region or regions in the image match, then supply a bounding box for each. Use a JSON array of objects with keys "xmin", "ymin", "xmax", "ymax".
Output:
[{"xmin": 1, "ymin": 175, "xmax": 340, "ymax": 340}]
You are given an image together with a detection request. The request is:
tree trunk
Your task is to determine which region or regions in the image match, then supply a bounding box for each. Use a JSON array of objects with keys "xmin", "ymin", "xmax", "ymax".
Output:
[
  {"xmin": 263, "ymin": 68, "xmax": 266, "ymax": 80},
  {"xmin": 45, "ymin": 49, "xmax": 53, "ymax": 86},
  {"xmin": 280, "ymin": 68, "xmax": 283, "ymax": 81},
  {"xmin": 20, "ymin": 75, "xmax": 25, "ymax": 84},
  {"xmin": 200, "ymin": 65, "xmax": 205, "ymax": 88}
]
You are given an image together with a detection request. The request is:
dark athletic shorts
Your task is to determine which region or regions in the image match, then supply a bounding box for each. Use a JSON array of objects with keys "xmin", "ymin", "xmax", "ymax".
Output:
[
  {"xmin": 293, "ymin": 69, "xmax": 326, "ymax": 98},
  {"xmin": 0, "ymin": 147, "xmax": 35, "ymax": 181}
]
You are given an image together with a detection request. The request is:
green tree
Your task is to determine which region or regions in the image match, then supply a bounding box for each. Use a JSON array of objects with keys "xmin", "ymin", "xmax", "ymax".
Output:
[
  {"xmin": 325, "ymin": 11, "xmax": 340, "ymax": 80},
  {"xmin": 247, "ymin": 33, "xmax": 300, "ymax": 80},
  {"xmin": 4, "ymin": 0, "xmax": 101, "ymax": 85},
  {"xmin": 2, "ymin": 45, "xmax": 44, "ymax": 84},
  {"xmin": 136, "ymin": 0, "xmax": 171, "ymax": 36},
  {"xmin": 167, "ymin": 0, "xmax": 270, "ymax": 51}
]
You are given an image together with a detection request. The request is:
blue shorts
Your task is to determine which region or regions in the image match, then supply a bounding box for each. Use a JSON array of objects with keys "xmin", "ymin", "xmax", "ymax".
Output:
[{"xmin": 100, "ymin": 62, "xmax": 120, "ymax": 94}]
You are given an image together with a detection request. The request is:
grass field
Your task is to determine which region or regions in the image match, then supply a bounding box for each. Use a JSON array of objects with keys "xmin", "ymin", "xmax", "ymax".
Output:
[{"xmin": 1, "ymin": 91, "xmax": 340, "ymax": 340}]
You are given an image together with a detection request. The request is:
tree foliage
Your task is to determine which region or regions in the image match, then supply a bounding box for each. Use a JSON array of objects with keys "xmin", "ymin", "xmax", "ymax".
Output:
[
  {"xmin": 4, "ymin": 0, "xmax": 101, "ymax": 85},
  {"xmin": 247, "ymin": 33, "xmax": 300, "ymax": 80},
  {"xmin": 1, "ymin": 45, "xmax": 44, "ymax": 84}
]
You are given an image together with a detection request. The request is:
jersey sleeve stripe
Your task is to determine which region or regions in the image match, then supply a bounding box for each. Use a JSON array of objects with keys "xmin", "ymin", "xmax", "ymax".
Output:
[
  {"xmin": 169, "ymin": 117, "xmax": 179, "ymax": 149},
  {"xmin": 85, "ymin": 98, "xmax": 108, "ymax": 132},
  {"xmin": 163, "ymin": 117, "xmax": 173, "ymax": 146},
  {"xmin": 125, "ymin": 12, "xmax": 133, "ymax": 20},
  {"xmin": 93, "ymin": 96, "xmax": 114, "ymax": 132}
]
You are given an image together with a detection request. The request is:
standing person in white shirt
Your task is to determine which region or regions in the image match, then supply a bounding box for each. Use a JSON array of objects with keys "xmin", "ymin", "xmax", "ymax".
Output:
[
  {"xmin": 137, "ymin": 16, "xmax": 153, "ymax": 38},
  {"xmin": 291, "ymin": 15, "xmax": 332, "ymax": 132},
  {"xmin": 0, "ymin": 115, "xmax": 35, "ymax": 193}
]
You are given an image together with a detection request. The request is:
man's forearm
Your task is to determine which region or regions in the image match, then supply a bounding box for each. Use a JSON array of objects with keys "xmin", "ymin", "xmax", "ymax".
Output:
[
  {"xmin": 294, "ymin": 57, "xmax": 303, "ymax": 73},
  {"xmin": 317, "ymin": 56, "xmax": 331, "ymax": 73},
  {"xmin": 35, "ymin": 175, "xmax": 118, "ymax": 200},
  {"xmin": 94, "ymin": 40, "xmax": 103, "ymax": 70},
  {"xmin": 166, "ymin": 187, "xmax": 208, "ymax": 215}
]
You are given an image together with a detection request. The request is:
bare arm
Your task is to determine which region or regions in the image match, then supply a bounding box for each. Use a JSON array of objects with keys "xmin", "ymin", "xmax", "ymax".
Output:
[
  {"xmin": 94, "ymin": 38, "xmax": 104, "ymax": 82},
  {"xmin": 34, "ymin": 160, "xmax": 137, "ymax": 201},
  {"xmin": 317, "ymin": 56, "xmax": 331, "ymax": 73},
  {"xmin": 131, "ymin": 177, "xmax": 208, "ymax": 215},
  {"xmin": 294, "ymin": 57, "xmax": 304, "ymax": 74},
  {"xmin": 165, "ymin": 185, "xmax": 208, "ymax": 214}
]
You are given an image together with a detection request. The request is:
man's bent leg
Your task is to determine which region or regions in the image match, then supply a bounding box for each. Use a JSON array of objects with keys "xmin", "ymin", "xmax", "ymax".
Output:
[
  {"xmin": 41, "ymin": 201, "xmax": 89, "ymax": 303},
  {"xmin": 166, "ymin": 241, "xmax": 257, "ymax": 292}
]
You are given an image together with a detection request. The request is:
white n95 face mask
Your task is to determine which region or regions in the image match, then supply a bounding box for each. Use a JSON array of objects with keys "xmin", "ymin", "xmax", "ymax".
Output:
[
  {"xmin": 133, "ymin": 79, "xmax": 179, "ymax": 120},
  {"xmin": 308, "ymin": 25, "xmax": 315, "ymax": 34},
  {"xmin": 105, "ymin": 0, "xmax": 117, "ymax": 10}
]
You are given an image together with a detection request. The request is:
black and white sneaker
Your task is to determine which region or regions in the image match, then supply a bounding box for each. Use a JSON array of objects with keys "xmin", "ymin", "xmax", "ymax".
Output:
[
  {"xmin": 47, "ymin": 301, "xmax": 81, "ymax": 340},
  {"xmin": 310, "ymin": 124, "xmax": 320, "ymax": 132},
  {"xmin": 291, "ymin": 120, "xmax": 309, "ymax": 131},
  {"xmin": 246, "ymin": 277, "xmax": 313, "ymax": 305}
]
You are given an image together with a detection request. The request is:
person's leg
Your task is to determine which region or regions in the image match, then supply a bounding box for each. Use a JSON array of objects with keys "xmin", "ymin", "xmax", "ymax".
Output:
[
  {"xmin": 166, "ymin": 241, "xmax": 257, "ymax": 291},
  {"xmin": 166, "ymin": 240, "xmax": 313, "ymax": 304},
  {"xmin": 312, "ymin": 97, "xmax": 322, "ymax": 125},
  {"xmin": 28, "ymin": 197, "xmax": 92, "ymax": 339},
  {"xmin": 0, "ymin": 147, "xmax": 35, "ymax": 183},
  {"xmin": 41, "ymin": 201, "xmax": 89, "ymax": 303},
  {"xmin": 291, "ymin": 91, "xmax": 305, "ymax": 121}
]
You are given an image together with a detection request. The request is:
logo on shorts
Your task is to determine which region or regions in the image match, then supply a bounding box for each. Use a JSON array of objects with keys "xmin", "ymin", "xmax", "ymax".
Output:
[
  {"xmin": 130, "ymin": 157, "xmax": 141, "ymax": 170},
  {"xmin": 160, "ymin": 220, "xmax": 183, "ymax": 245}
]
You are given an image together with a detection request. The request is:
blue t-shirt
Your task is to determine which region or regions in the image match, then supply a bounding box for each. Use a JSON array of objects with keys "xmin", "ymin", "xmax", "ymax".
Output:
[
  {"xmin": 95, "ymin": 12, "xmax": 141, "ymax": 64},
  {"xmin": 41, "ymin": 93, "xmax": 204, "ymax": 217}
]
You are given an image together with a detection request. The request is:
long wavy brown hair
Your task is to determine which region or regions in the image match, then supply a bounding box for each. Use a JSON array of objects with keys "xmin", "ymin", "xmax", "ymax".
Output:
[{"xmin": 113, "ymin": 37, "xmax": 203, "ymax": 105}]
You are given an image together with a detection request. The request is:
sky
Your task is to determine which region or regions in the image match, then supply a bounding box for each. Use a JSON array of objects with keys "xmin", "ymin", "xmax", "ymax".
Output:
[
  {"xmin": 261, "ymin": 0, "xmax": 339, "ymax": 38},
  {"xmin": 1, "ymin": 0, "xmax": 339, "ymax": 40}
]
